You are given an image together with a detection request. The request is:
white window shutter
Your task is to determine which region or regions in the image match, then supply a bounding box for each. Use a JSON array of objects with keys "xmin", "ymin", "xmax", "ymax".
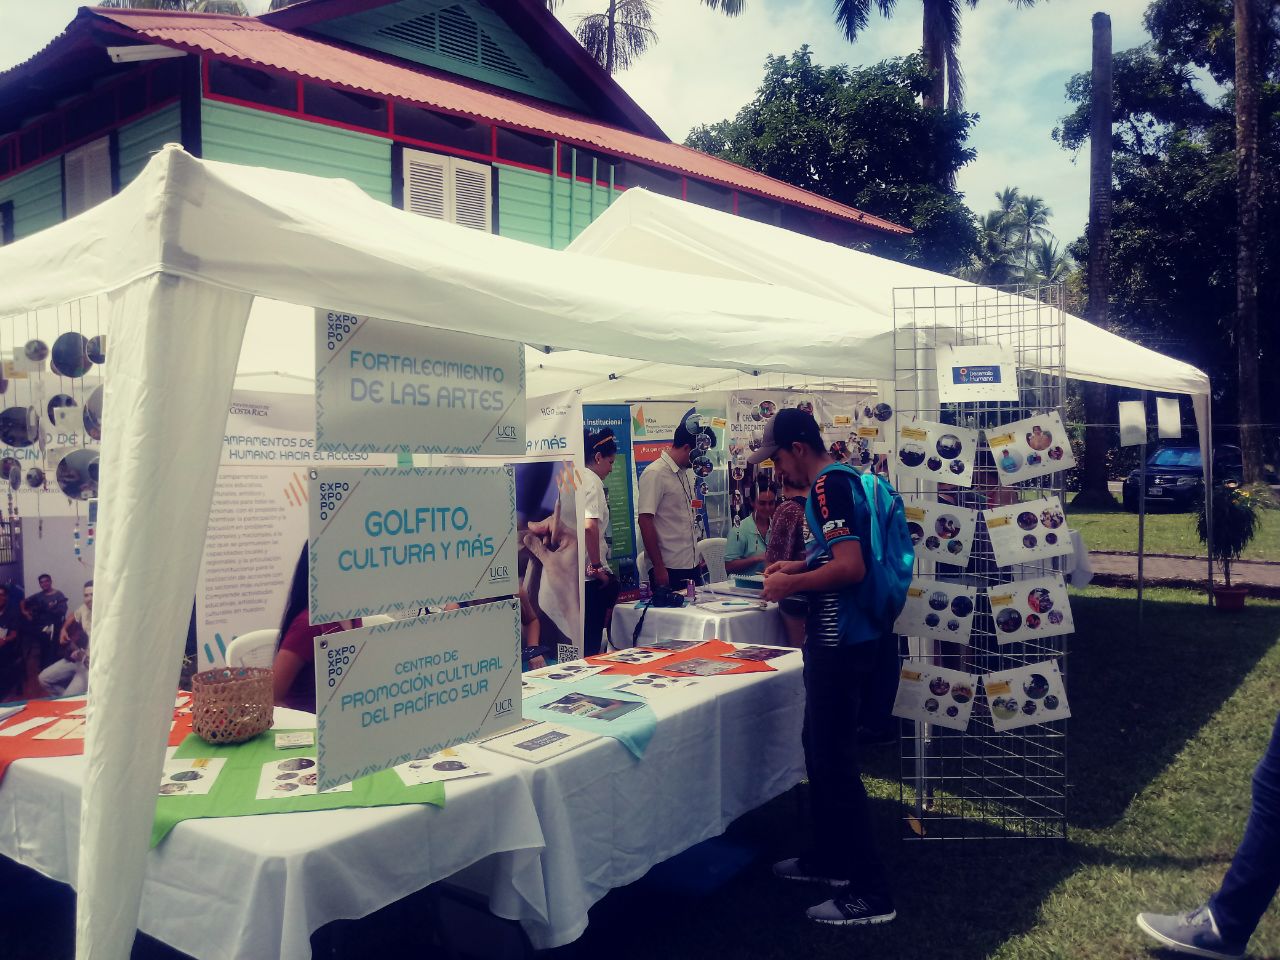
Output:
[
  {"xmin": 65, "ymin": 137, "xmax": 112, "ymax": 217},
  {"xmin": 403, "ymin": 148, "xmax": 448, "ymax": 222},
  {"xmin": 451, "ymin": 157, "xmax": 491, "ymax": 232}
]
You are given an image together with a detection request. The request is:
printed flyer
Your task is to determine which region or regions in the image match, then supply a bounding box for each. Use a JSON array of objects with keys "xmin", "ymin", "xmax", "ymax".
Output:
[
  {"xmin": 891, "ymin": 664, "xmax": 979, "ymax": 732},
  {"xmin": 393, "ymin": 747, "xmax": 488, "ymax": 786},
  {"xmin": 157, "ymin": 758, "xmax": 226, "ymax": 797},
  {"xmin": 903, "ymin": 496, "xmax": 978, "ymax": 566},
  {"xmin": 479, "ymin": 722, "xmax": 600, "ymax": 763},
  {"xmin": 895, "ymin": 419, "xmax": 979, "ymax": 488},
  {"xmin": 893, "ymin": 577, "xmax": 978, "ymax": 643},
  {"xmin": 985, "ymin": 411, "xmax": 1076, "ymax": 486},
  {"xmin": 983, "ymin": 495, "xmax": 1073, "ymax": 567},
  {"xmin": 610, "ymin": 673, "xmax": 701, "ymax": 698},
  {"xmin": 987, "ymin": 573, "xmax": 1075, "ymax": 645},
  {"xmin": 982, "ymin": 660, "xmax": 1072, "ymax": 732}
]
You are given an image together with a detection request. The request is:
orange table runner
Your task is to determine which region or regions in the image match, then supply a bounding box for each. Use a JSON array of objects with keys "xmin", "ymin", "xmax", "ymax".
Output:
[{"xmin": 587, "ymin": 639, "xmax": 784, "ymax": 677}]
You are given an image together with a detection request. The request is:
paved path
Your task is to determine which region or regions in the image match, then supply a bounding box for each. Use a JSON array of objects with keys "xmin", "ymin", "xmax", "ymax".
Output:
[{"xmin": 1088, "ymin": 551, "xmax": 1280, "ymax": 597}]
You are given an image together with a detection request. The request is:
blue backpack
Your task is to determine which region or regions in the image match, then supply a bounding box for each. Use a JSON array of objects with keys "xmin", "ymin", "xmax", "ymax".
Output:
[{"xmin": 806, "ymin": 464, "xmax": 915, "ymax": 635}]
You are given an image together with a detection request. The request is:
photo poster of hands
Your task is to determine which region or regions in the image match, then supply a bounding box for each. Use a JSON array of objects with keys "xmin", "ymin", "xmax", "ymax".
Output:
[
  {"xmin": 987, "ymin": 573, "xmax": 1075, "ymax": 645},
  {"xmin": 982, "ymin": 660, "xmax": 1071, "ymax": 732},
  {"xmin": 984, "ymin": 410, "xmax": 1076, "ymax": 486},
  {"xmin": 983, "ymin": 495, "xmax": 1073, "ymax": 568},
  {"xmin": 892, "ymin": 663, "xmax": 979, "ymax": 732},
  {"xmin": 894, "ymin": 419, "xmax": 979, "ymax": 488},
  {"xmin": 893, "ymin": 577, "xmax": 978, "ymax": 644},
  {"xmin": 903, "ymin": 496, "xmax": 977, "ymax": 566}
]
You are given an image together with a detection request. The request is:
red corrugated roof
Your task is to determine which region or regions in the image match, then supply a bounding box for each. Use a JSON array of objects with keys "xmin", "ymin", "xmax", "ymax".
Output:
[{"xmin": 86, "ymin": 8, "xmax": 908, "ymax": 235}]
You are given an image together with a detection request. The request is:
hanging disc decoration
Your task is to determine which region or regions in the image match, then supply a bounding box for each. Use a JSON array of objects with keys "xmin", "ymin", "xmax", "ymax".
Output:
[
  {"xmin": 23, "ymin": 340, "xmax": 48, "ymax": 364},
  {"xmin": 51, "ymin": 332, "xmax": 94, "ymax": 378},
  {"xmin": 0, "ymin": 407, "xmax": 37, "ymax": 447},
  {"xmin": 87, "ymin": 335, "xmax": 106, "ymax": 365},
  {"xmin": 1, "ymin": 458, "xmax": 19, "ymax": 491},
  {"xmin": 83, "ymin": 385, "xmax": 104, "ymax": 442},
  {"xmin": 56, "ymin": 449, "xmax": 98, "ymax": 500},
  {"xmin": 48, "ymin": 394, "xmax": 78, "ymax": 428},
  {"xmin": 25, "ymin": 467, "xmax": 44, "ymax": 488}
]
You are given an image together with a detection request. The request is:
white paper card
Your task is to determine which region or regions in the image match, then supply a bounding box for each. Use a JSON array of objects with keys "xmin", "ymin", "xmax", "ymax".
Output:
[
  {"xmin": 0, "ymin": 715, "xmax": 58, "ymax": 737},
  {"xmin": 893, "ymin": 578, "xmax": 977, "ymax": 643},
  {"xmin": 525, "ymin": 663, "xmax": 607, "ymax": 683},
  {"xmin": 159, "ymin": 758, "xmax": 226, "ymax": 797},
  {"xmin": 393, "ymin": 747, "xmax": 488, "ymax": 786},
  {"xmin": 34, "ymin": 718, "xmax": 82, "ymax": 740},
  {"xmin": 275, "ymin": 732, "xmax": 315, "ymax": 750},
  {"xmin": 903, "ymin": 496, "xmax": 978, "ymax": 566},
  {"xmin": 315, "ymin": 310, "xmax": 525, "ymax": 456},
  {"xmin": 983, "ymin": 660, "xmax": 1071, "ymax": 731},
  {"xmin": 257, "ymin": 757, "xmax": 353, "ymax": 799},
  {"xmin": 314, "ymin": 600, "xmax": 522, "ymax": 791},
  {"xmin": 1118, "ymin": 400, "xmax": 1148, "ymax": 447},
  {"xmin": 987, "ymin": 574, "xmax": 1075, "ymax": 645},
  {"xmin": 935, "ymin": 344, "xmax": 1019, "ymax": 403},
  {"xmin": 479, "ymin": 722, "xmax": 599, "ymax": 763},
  {"xmin": 521, "ymin": 679, "xmax": 550, "ymax": 700},
  {"xmin": 986, "ymin": 411, "xmax": 1076, "ymax": 485},
  {"xmin": 594, "ymin": 648, "xmax": 671, "ymax": 666},
  {"xmin": 308, "ymin": 466, "xmax": 517, "ymax": 622},
  {"xmin": 1157, "ymin": 396, "xmax": 1183, "ymax": 439},
  {"xmin": 891, "ymin": 664, "xmax": 979, "ymax": 732},
  {"xmin": 983, "ymin": 496, "xmax": 1073, "ymax": 567},
  {"xmin": 610, "ymin": 673, "xmax": 702, "ymax": 698},
  {"xmin": 895, "ymin": 420, "xmax": 979, "ymax": 487}
]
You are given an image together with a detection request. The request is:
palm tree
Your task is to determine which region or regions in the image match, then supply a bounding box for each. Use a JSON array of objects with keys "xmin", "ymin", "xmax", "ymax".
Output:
[
  {"xmin": 1027, "ymin": 238, "xmax": 1073, "ymax": 286},
  {"xmin": 1013, "ymin": 194, "xmax": 1052, "ymax": 282},
  {"xmin": 967, "ymin": 209, "xmax": 1019, "ymax": 284},
  {"xmin": 831, "ymin": 0, "xmax": 1036, "ymax": 110},
  {"xmin": 564, "ymin": 0, "xmax": 743, "ymax": 74}
]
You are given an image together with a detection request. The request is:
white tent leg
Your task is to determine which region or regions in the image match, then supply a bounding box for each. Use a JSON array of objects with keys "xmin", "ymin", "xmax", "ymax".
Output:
[
  {"xmin": 76, "ymin": 274, "xmax": 253, "ymax": 960},
  {"xmin": 1191, "ymin": 392, "xmax": 1214, "ymax": 605}
]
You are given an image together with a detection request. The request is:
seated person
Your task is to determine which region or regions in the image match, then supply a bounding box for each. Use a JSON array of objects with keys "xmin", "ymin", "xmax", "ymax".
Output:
[
  {"xmin": 726, "ymin": 479, "xmax": 778, "ymax": 576},
  {"xmin": 39, "ymin": 580, "xmax": 92, "ymax": 698},
  {"xmin": 272, "ymin": 548, "xmax": 359, "ymax": 713}
]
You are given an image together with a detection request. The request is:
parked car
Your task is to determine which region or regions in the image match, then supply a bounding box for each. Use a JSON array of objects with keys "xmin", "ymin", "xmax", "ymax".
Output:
[{"xmin": 1122, "ymin": 443, "xmax": 1244, "ymax": 512}]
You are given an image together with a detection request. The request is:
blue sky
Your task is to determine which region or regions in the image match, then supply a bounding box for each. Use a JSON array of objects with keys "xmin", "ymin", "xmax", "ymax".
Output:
[{"xmin": 4, "ymin": 0, "xmax": 1156, "ymax": 244}]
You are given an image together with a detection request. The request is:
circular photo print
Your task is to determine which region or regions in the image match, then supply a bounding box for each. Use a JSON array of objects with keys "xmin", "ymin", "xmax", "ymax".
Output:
[
  {"xmin": 731, "ymin": 492, "xmax": 744, "ymax": 510},
  {"xmin": 950, "ymin": 594, "xmax": 974, "ymax": 618},
  {"xmin": 1017, "ymin": 511, "xmax": 1039, "ymax": 531},
  {"xmin": 1023, "ymin": 674, "xmax": 1051, "ymax": 699},
  {"xmin": 925, "ymin": 613, "xmax": 940, "ymax": 628},
  {"xmin": 83, "ymin": 385, "xmax": 103, "ymax": 442},
  {"xmin": 996, "ymin": 607, "xmax": 1023, "ymax": 633},
  {"xmin": 936, "ymin": 434, "xmax": 963, "ymax": 459},
  {"xmin": 899, "ymin": 443, "xmax": 926, "ymax": 468},
  {"xmin": 695, "ymin": 480, "xmax": 709, "ymax": 498},
  {"xmin": 948, "ymin": 459, "xmax": 966, "ymax": 476},
  {"xmin": 796, "ymin": 400, "xmax": 814, "ymax": 415},
  {"xmin": 935, "ymin": 515, "xmax": 961, "ymax": 539},
  {"xmin": 730, "ymin": 466, "xmax": 744, "ymax": 481},
  {"xmin": 928, "ymin": 590, "xmax": 949, "ymax": 611},
  {"xmin": 6, "ymin": 463, "xmax": 18, "ymax": 491},
  {"xmin": 275, "ymin": 782, "xmax": 300, "ymax": 793},
  {"xmin": 1048, "ymin": 446, "xmax": 1065, "ymax": 461},
  {"xmin": 56, "ymin": 449, "xmax": 98, "ymax": 500},
  {"xmin": 0, "ymin": 457, "xmax": 18, "ymax": 490},
  {"xmin": 87, "ymin": 335, "xmax": 106, "ymax": 365},
  {"xmin": 433, "ymin": 760, "xmax": 467, "ymax": 772},
  {"xmin": 946, "ymin": 705, "xmax": 959, "ymax": 718},
  {"xmin": 169, "ymin": 770, "xmax": 202, "ymax": 782},
  {"xmin": 907, "ymin": 521, "xmax": 925, "ymax": 545},
  {"xmin": 829, "ymin": 440, "xmax": 849, "ymax": 461},
  {"xmin": 47, "ymin": 394, "xmax": 78, "ymax": 428},
  {"xmin": 275, "ymin": 772, "xmax": 298, "ymax": 781},
  {"xmin": 24, "ymin": 339, "xmax": 48, "ymax": 364},
  {"xmin": 277, "ymin": 757, "xmax": 316, "ymax": 773},
  {"xmin": 873, "ymin": 402, "xmax": 893, "ymax": 422},
  {"xmin": 925, "ymin": 535, "xmax": 941, "ymax": 551},
  {"xmin": 751, "ymin": 411, "xmax": 762, "ymax": 422},
  {"xmin": 1044, "ymin": 695, "xmax": 1060, "ymax": 711},
  {"xmin": 696, "ymin": 432, "xmax": 712, "ymax": 452},
  {"xmin": 926, "ymin": 456, "xmax": 943, "ymax": 472},
  {"xmin": 693, "ymin": 457, "xmax": 714, "ymax": 478},
  {"xmin": 51, "ymin": 332, "xmax": 94, "ymax": 378},
  {"xmin": 947, "ymin": 538, "xmax": 965, "ymax": 555},
  {"xmin": 929, "ymin": 677, "xmax": 951, "ymax": 697},
  {"xmin": 1026, "ymin": 426, "xmax": 1052, "ymax": 451},
  {"xmin": 632, "ymin": 678, "xmax": 652, "ymax": 685},
  {"xmin": 1026, "ymin": 613, "xmax": 1042, "ymax": 629},
  {"xmin": 924, "ymin": 698, "xmax": 939, "ymax": 713},
  {"xmin": 1027, "ymin": 587, "xmax": 1054, "ymax": 614},
  {"xmin": 299, "ymin": 773, "xmax": 318, "ymax": 786},
  {"xmin": 1048, "ymin": 609, "xmax": 1064, "ymax": 625},
  {"xmin": 947, "ymin": 619, "xmax": 961, "ymax": 632},
  {"xmin": 1022, "ymin": 700, "xmax": 1039, "ymax": 716},
  {"xmin": 0, "ymin": 407, "xmax": 36, "ymax": 448},
  {"xmin": 25, "ymin": 467, "xmax": 44, "ymax": 489},
  {"xmin": 1023, "ymin": 534, "xmax": 1038, "ymax": 549},
  {"xmin": 998, "ymin": 448, "xmax": 1024, "ymax": 473},
  {"xmin": 1045, "ymin": 532, "xmax": 1059, "ymax": 545},
  {"xmin": 1027, "ymin": 453, "xmax": 1043, "ymax": 467},
  {"xmin": 1040, "ymin": 508, "xmax": 1065, "ymax": 529},
  {"xmin": 951, "ymin": 684, "xmax": 973, "ymax": 704},
  {"xmin": 991, "ymin": 697, "xmax": 1019, "ymax": 721},
  {"xmin": 759, "ymin": 401, "xmax": 777, "ymax": 419},
  {"xmin": 685, "ymin": 414, "xmax": 704, "ymax": 431},
  {"xmin": 159, "ymin": 783, "xmax": 188, "ymax": 795}
]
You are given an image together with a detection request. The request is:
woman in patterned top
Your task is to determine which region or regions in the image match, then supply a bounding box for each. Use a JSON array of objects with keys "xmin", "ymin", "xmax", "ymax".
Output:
[{"xmin": 768, "ymin": 470, "xmax": 810, "ymax": 647}]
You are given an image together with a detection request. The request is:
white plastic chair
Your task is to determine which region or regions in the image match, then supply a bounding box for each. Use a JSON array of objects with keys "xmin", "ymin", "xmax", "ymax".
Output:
[
  {"xmin": 224, "ymin": 629, "xmax": 280, "ymax": 669},
  {"xmin": 697, "ymin": 537, "xmax": 729, "ymax": 584}
]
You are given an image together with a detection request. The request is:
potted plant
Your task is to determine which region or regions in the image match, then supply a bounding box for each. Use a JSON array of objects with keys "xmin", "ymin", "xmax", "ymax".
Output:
[{"xmin": 1197, "ymin": 481, "xmax": 1261, "ymax": 610}]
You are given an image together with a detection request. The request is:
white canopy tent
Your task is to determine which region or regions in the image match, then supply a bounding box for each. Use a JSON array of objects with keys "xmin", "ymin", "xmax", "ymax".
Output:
[{"xmin": 0, "ymin": 148, "xmax": 1212, "ymax": 960}]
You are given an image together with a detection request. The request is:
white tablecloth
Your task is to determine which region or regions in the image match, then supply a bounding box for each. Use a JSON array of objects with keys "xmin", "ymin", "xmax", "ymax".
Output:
[
  {"xmin": 0, "ymin": 659, "xmax": 805, "ymax": 958},
  {"xmin": 610, "ymin": 599, "xmax": 784, "ymax": 649}
]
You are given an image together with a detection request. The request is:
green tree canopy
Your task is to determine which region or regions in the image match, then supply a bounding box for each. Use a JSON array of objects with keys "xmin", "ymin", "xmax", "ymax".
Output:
[{"xmin": 685, "ymin": 48, "xmax": 979, "ymax": 272}]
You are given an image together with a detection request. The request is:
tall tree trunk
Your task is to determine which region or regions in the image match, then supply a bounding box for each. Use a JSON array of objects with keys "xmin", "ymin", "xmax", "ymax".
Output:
[
  {"xmin": 606, "ymin": 0, "xmax": 617, "ymax": 74},
  {"xmin": 921, "ymin": 0, "xmax": 946, "ymax": 109},
  {"xmin": 1079, "ymin": 12, "xmax": 1117, "ymax": 507},
  {"xmin": 1235, "ymin": 0, "xmax": 1264, "ymax": 483}
]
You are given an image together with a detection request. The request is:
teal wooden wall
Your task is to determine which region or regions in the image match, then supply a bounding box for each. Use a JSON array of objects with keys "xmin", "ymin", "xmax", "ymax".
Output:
[
  {"xmin": 497, "ymin": 163, "xmax": 615, "ymax": 250},
  {"xmin": 0, "ymin": 159, "xmax": 62, "ymax": 241},
  {"xmin": 201, "ymin": 100, "xmax": 393, "ymax": 203},
  {"xmin": 117, "ymin": 105, "xmax": 182, "ymax": 186}
]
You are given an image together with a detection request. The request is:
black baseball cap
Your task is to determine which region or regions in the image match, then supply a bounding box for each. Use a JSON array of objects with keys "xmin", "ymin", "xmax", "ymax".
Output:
[{"xmin": 747, "ymin": 408, "xmax": 824, "ymax": 464}]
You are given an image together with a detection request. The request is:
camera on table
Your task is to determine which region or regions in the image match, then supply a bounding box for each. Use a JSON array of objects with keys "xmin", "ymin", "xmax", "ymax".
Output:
[{"xmin": 649, "ymin": 585, "xmax": 686, "ymax": 608}]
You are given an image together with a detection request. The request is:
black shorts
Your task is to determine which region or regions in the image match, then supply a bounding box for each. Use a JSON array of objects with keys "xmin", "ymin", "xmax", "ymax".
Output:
[{"xmin": 779, "ymin": 595, "xmax": 809, "ymax": 619}]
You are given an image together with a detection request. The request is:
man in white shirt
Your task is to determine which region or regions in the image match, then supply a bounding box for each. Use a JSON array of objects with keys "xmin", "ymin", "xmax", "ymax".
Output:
[
  {"xmin": 582, "ymin": 426, "xmax": 620, "ymax": 655},
  {"xmin": 40, "ymin": 580, "xmax": 92, "ymax": 697},
  {"xmin": 637, "ymin": 414, "xmax": 714, "ymax": 593}
]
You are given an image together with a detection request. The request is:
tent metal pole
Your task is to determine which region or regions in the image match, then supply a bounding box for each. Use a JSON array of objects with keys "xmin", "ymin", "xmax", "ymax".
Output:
[
  {"xmin": 1206, "ymin": 398, "xmax": 1215, "ymax": 605},
  {"xmin": 1137, "ymin": 391, "xmax": 1146, "ymax": 630}
]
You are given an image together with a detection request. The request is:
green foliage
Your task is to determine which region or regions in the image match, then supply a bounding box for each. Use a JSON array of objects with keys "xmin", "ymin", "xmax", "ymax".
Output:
[
  {"xmin": 684, "ymin": 48, "xmax": 979, "ymax": 272},
  {"xmin": 1197, "ymin": 482, "xmax": 1262, "ymax": 585},
  {"xmin": 964, "ymin": 186, "xmax": 1075, "ymax": 286}
]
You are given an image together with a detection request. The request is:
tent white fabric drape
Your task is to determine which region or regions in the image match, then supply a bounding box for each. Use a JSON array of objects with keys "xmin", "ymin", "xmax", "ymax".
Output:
[{"xmin": 0, "ymin": 147, "xmax": 1213, "ymax": 960}]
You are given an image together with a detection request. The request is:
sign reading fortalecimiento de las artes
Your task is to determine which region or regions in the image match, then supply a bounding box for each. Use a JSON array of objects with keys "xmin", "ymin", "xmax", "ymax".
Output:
[
  {"xmin": 315, "ymin": 310, "xmax": 526, "ymax": 455},
  {"xmin": 308, "ymin": 466, "xmax": 517, "ymax": 623}
]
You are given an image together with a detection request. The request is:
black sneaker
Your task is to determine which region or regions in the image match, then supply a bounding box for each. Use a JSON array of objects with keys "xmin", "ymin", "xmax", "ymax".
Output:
[
  {"xmin": 771, "ymin": 857, "xmax": 850, "ymax": 888},
  {"xmin": 806, "ymin": 894, "xmax": 896, "ymax": 926},
  {"xmin": 1136, "ymin": 905, "xmax": 1246, "ymax": 959}
]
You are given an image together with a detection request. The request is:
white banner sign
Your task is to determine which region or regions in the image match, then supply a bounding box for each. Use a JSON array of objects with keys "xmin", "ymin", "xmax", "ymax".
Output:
[
  {"xmin": 308, "ymin": 466, "xmax": 516, "ymax": 623},
  {"xmin": 315, "ymin": 310, "xmax": 525, "ymax": 455},
  {"xmin": 935, "ymin": 344, "xmax": 1018, "ymax": 403},
  {"xmin": 1118, "ymin": 400, "xmax": 1148, "ymax": 447},
  {"xmin": 1157, "ymin": 396, "xmax": 1183, "ymax": 439},
  {"xmin": 315, "ymin": 600, "xmax": 522, "ymax": 790}
]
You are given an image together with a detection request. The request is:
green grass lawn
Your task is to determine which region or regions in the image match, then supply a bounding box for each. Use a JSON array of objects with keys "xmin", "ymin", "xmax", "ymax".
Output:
[{"xmin": 1071, "ymin": 504, "xmax": 1280, "ymax": 561}]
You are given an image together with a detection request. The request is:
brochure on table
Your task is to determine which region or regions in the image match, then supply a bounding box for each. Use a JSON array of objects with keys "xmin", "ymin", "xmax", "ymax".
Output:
[
  {"xmin": 891, "ymin": 664, "xmax": 979, "ymax": 732},
  {"xmin": 313, "ymin": 600, "xmax": 521, "ymax": 791},
  {"xmin": 393, "ymin": 746, "xmax": 489, "ymax": 786},
  {"xmin": 903, "ymin": 496, "xmax": 978, "ymax": 566},
  {"xmin": 894, "ymin": 577, "xmax": 977, "ymax": 643},
  {"xmin": 985, "ymin": 411, "xmax": 1076, "ymax": 486},
  {"xmin": 308, "ymin": 465, "xmax": 516, "ymax": 622},
  {"xmin": 895, "ymin": 419, "xmax": 979, "ymax": 487},
  {"xmin": 480, "ymin": 722, "xmax": 599, "ymax": 763},
  {"xmin": 983, "ymin": 660, "xmax": 1071, "ymax": 732},
  {"xmin": 610, "ymin": 673, "xmax": 701, "ymax": 698},
  {"xmin": 987, "ymin": 574, "xmax": 1075, "ymax": 645},
  {"xmin": 935, "ymin": 344, "xmax": 1019, "ymax": 403},
  {"xmin": 983, "ymin": 495, "xmax": 1072, "ymax": 567},
  {"xmin": 314, "ymin": 309, "xmax": 525, "ymax": 456}
]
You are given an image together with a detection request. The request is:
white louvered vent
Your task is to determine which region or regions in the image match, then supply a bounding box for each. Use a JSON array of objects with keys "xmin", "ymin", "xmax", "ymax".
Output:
[
  {"xmin": 65, "ymin": 137, "xmax": 112, "ymax": 218},
  {"xmin": 452, "ymin": 158, "xmax": 491, "ymax": 232},
  {"xmin": 405, "ymin": 150, "xmax": 448, "ymax": 221},
  {"xmin": 377, "ymin": 6, "xmax": 530, "ymax": 81},
  {"xmin": 402, "ymin": 148, "xmax": 491, "ymax": 232}
]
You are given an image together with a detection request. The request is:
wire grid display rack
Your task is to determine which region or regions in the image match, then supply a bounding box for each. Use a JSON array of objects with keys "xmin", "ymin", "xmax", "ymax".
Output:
[{"xmin": 892, "ymin": 283, "xmax": 1070, "ymax": 843}]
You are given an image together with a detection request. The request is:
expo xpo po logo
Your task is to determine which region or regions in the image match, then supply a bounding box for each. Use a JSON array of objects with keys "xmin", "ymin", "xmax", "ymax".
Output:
[
  {"xmin": 312, "ymin": 469, "xmax": 349, "ymax": 521},
  {"xmin": 326, "ymin": 311, "xmax": 359, "ymax": 351},
  {"xmin": 319, "ymin": 637, "xmax": 357, "ymax": 688}
]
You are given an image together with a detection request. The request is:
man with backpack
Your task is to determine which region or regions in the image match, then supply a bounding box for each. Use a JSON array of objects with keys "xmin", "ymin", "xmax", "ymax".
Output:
[{"xmin": 755, "ymin": 408, "xmax": 914, "ymax": 927}]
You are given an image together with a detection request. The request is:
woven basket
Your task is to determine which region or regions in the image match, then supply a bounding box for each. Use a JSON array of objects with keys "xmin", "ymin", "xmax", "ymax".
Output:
[{"xmin": 191, "ymin": 666, "xmax": 274, "ymax": 744}]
